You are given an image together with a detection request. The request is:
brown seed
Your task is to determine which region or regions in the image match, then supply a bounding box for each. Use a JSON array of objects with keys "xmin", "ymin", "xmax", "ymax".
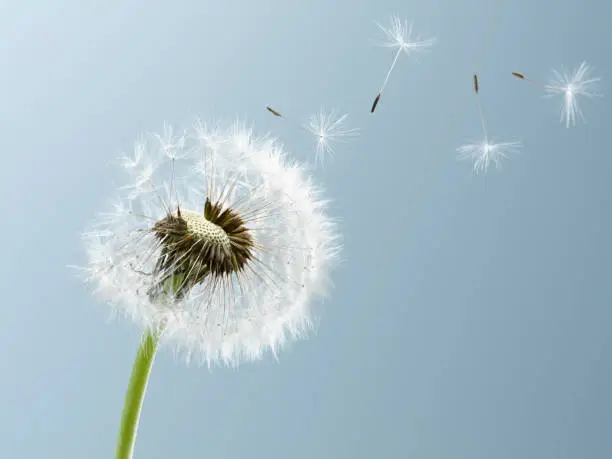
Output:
[
  {"xmin": 370, "ymin": 93, "xmax": 381, "ymax": 113},
  {"xmin": 266, "ymin": 106, "xmax": 283, "ymax": 117},
  {"xmin": 512, "ymin": 72, "xmax": 525, "ymax": 79},
  {"xmin": 473, "ymin": 74, "xmax": 479, "ymax": 94}
]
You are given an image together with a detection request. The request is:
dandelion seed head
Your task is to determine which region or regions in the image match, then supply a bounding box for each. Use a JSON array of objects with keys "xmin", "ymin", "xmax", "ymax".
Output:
[
  {"xmin": 545, "ymin": 61, "xmax": 601, "ymax": 128},
  {"xmin": 457, "ymin": 139, "xmax": 522, "ymax": 174},
  {"xmin": 78, "ymin": 120, "xmax": 341, "ymax": 367}
]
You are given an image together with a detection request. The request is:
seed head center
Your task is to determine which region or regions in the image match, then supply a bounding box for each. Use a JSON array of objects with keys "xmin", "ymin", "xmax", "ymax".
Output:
[
  {"xmin": 182, "ymin": 210, "xmax": 231, "ymax": 251},
  {"xmin": 150, "ymin": 198, "xmax": 255, "ymax": 299}
]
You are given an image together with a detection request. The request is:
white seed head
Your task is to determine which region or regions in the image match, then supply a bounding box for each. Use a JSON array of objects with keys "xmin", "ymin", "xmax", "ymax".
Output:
[{"xmin": 78, "ymin": 120, "xmax": 341, "ymax": 367}]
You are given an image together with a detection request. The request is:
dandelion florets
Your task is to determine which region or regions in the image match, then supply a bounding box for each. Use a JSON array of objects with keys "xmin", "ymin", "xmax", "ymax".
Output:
[{"xmin": 78, "ymin": 120, "xmax": 341, "ymax": 366}]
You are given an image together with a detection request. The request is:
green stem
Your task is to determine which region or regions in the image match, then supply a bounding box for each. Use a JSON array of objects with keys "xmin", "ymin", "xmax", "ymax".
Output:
[{"xmin": 115, "ymin": 329, "xmax": 160, "ymax": 459}]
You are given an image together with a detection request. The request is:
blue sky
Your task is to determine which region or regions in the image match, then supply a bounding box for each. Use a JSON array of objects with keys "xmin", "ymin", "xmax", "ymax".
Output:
[{"xmin": 1, "ymin": 0, "xmax": 611, "ymax": 458}]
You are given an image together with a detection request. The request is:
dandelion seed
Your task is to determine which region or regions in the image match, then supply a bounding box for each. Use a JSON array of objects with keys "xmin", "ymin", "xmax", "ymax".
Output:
[
  {"xmin": 266, "ymin": 106, "xmax": 283, "ymax": 117},
  {"xmin": 370, "ymin": 93, "xmax": 381, "ymax": 113},
  {"xmin": 304, "ymin": 108, "xmax": 360, "ymax": 166},
  {"xmin": 77, "ymin": 120, "xmax": 341, "ymax": 367},
  {"xmin": 370, "ymin": 15, "xmax": 435, "ymax": 113},
  {"xmin": 267, "ymin": 105, "xmax": 359, "ymax": 167},
  {"xmin": 457, "ymin": 140, "xmax": 522, "ymax": 174},
  {"xmin": 512, "ymin": 61, "xmax": 602, "ymax": 127},
  {"xmin": 457, "ymin": 73, "xmax": 521, "ymax": 174},
  {"xmin": 266, "ymin": 105, "xmax": 300, "ymax": 126}
]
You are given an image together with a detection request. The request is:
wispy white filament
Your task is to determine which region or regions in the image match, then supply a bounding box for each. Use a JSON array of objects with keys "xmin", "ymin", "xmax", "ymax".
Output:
[
  {"xmin": 544, "ymin": 61, "xmax": 601, "ymax": 128},
  {"xmin": 457, "ymin": 140, "xmax": 522, "ymax": 174},
  {"xmin": 303, "ymin": 109, "xmax": 360, "ymax": 166}
]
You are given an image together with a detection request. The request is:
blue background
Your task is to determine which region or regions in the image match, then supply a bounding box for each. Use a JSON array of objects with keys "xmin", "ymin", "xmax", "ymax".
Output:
[{"xmin": 1, "ymin": 0, "xmax": 611, "ymax": 458}]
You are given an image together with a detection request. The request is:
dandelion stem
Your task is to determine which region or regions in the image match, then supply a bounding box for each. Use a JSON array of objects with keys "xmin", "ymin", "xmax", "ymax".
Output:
[{"xmin": 115, "ymin": 328, "xmax": 160, "ymax": 459}]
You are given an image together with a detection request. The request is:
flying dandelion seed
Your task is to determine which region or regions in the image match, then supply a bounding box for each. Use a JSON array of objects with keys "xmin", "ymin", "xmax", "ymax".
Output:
[
  {"xmin": 77, "ymin": 120, "xmax": 341, "ymax": 367},
  {"xmin": 304, "ymin": 108, "xmax": 360, "ymax": 166},
  {"xmin": 266, "ymin": 105, "xmax": 359, "ymax": 167},
  {"xmin": 457, "ymin": 140, "xmax": 522, "ymax": 174},
  {"xmin": 370, "ymin": 15, "xmax": 436, "ymax": 113},
  {"xmin": 457, "ymin": 73, "xmax": 522, "ymax": 174},
  {"xmin": 266, "ymin": 106, "xmax": 283, "ymax": 117},
  {"xmin": 512, "ymin": 61, "xmax": 602, "ymax": 128}
]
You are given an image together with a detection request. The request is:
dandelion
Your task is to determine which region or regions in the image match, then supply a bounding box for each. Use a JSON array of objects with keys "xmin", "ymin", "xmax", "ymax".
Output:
[
  {"xmin": 512, "ymin": 61, "xmax": 602, "ymax": 127},
  {"xmin": 370, "ymin": 15, "xmax": 435, "ymax": 113},
  {"xmin": 266, "ymin": 105, "xmax": 359, "ymax": 167},
  {"xmin": 76, "ymin": 120, "xmax": 340, "ymax": 458},
  {"xmin": 457, "ymin": 73, "xmax": 521, "ymax": 174}
]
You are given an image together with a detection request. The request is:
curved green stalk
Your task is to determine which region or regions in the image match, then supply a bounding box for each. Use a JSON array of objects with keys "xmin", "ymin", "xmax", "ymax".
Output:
[{"xmin": 115, "ymin": 329, "xmax": 160, "ymax": 459}]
